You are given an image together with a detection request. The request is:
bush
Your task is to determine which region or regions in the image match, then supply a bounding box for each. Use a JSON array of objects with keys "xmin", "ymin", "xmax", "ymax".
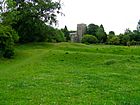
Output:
[
  {"xmin": 81, "ymin": 34, "xmax": 98, "ymax": 44},
  {"xmin": 0, "ymin": 24, "xmax": 18, "ymax": 58},
  {"xmin": 108, "ymin": 36, "xmax": 120, "ymax": 45},
  {"xmin": 52, "ymin": 29, "xmax": 65, "ymax": 42},
  {"xmin": 3, "ymin": 49, "xmax": 14, "ymax": 58},
  {"xmin": 46, "ymin": 27, "xmax": 65, "ymax": 42},
  {"xmin": 119, "ymin": 34, "xmax": 130, "ymax": 45},
  {"xmin": 130, "ymin": 40, "xmax": 136, "ymax": 45}
]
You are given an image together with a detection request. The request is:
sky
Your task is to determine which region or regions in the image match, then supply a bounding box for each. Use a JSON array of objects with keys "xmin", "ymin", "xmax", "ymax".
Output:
[{"xmin": 57, "ymin": 0, "xmax": 140, "ymax": 34}]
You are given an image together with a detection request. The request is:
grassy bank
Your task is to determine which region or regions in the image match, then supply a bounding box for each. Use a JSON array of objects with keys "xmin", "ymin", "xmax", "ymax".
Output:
[{"xmin": 0, "ymin": 42, "xmax": 140, "ymax": 105}]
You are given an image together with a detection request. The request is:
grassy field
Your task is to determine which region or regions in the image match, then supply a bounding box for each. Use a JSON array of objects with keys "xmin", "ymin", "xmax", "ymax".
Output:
[{"xmin": 0, "ymin": 42, "xmax": 140, "ymax": 105}]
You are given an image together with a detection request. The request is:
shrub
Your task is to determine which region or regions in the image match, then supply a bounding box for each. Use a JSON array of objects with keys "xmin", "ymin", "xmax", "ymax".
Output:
[
  {"xmin": 0, "ymin": 24, "xmax": 18, "ymax": 58},
  {"xmin": 119, "ymin": 34, "xmax": 130, "ymax": 45},
  {"xmin": 54, "ymin": 29, "xmax": 65, "ymax": 42},
  {"xmin": 108, "ymin": 36, "xmax": 120, "ymax": 45},
  {"xmin": 3, "ymin": 49, "xmax": 15, "ymax": 58},
  {"xmin": 130, "ymin": 40, "xmax": 136, "ymax": 45},
  {"xmin": 46, "ymin": 27, "xmax": 65, "ymax": 42},
  {"xmin": 81, "ymin": 34, "xmax": 98, "ymax": 44}
]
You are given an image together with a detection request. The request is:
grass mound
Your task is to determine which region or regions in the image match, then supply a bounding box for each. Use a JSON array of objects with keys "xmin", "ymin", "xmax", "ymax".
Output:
[{"xmin": 0, "ymin": 42, "xmax": 140, "ymax": 104}]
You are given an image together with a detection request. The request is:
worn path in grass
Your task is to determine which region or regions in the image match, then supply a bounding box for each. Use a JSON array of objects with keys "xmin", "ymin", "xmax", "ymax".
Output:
[{"xmin": 0, "ymin": 42, "xmax": 140, "ymax": 105}]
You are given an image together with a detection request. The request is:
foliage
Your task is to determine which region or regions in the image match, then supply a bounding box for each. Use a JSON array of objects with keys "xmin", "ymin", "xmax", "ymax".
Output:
[
  {"xmin": 109, "ymin": 31, "xmax": 115, "ymax": 35},
  {"xmin": 137, "ymin": 20, "xmax": 140, "ymax": 31},
  {"xmin": 124, "ymin": 29, "xmax": 134, "ymax": 41},
  {"xmin": 86, "ymin": 24, "xmax": 99, "ymax": 36},
  {"xmin": 15, "ymin": 0, "xmax": 61, "ymax": 43},
  {"xmin": 0, "ymin": 24, "xmax": 18, "ymax": 58},
  {"xmin": 107, "ymin": 36, "xmax": 120, "ymax": 45},
  {"xmin": 96, "ymin": 24, "xmax": 107, "ymax": 43},
  {"xmin": 61, "ymin": 26, "xmax": 70, "ymax": 41},
  {"xmin": 119, "ymin": 34, "xmax": 130, "ymax": 45},
  {"xmin": 81, "ymin": 34, "xmax": 98, "ymax": 44},
  {"xmin": 46, "ymin": 27, "xmax": 65, "ymax": 42},
  {"xmin": 13, "ymin": 17, "xmax": 50, "ymax": 43},
  {"xmin": 84, "ymin": 20, "xmax": 140, "ymax": 45},
  {"xmin": 54, "ymin": 29, "xmax": 65, "ymax": 42},
  {"xmin": 0, "ymin": 0, "xmax": 19, "ymax": 25},
  {"xmin": 130, "ymin": 40, "xmax": 137, "ymax": 45},
  {"xmin": 132, "ymin": 30, "xmax": 140, "ymax": 41},
  {"xmin": 1, "ymin": 0, "xmax": 62, "ymax": 43},
  {"xmin": 14, "ymin": 0, "xmax": 62, "ymax": 24}
]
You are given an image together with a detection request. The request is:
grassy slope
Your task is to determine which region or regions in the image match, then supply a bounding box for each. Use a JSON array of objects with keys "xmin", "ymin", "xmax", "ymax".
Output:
[{"xmin": 0, "ymin": 42, "xmax": 140, "ymax": 105}]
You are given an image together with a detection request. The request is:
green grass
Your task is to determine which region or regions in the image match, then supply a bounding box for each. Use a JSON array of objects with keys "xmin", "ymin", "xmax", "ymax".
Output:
[{"xmin": 0, "ymin": 42, "xmax": 140, "ymax": 105}]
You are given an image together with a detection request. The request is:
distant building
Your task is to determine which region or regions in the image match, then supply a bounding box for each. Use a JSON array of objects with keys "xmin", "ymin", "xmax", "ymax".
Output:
[
  {"xmin": 69, "ymin": 32, "xmax": 77, "ymax": 42},
  {"xmin": 77, "ymin": 24, "xmax": 87, "ymax": 42},
  {"xmin": 70, "ymin": 23, "xmax": 86, "ymax": 42}
]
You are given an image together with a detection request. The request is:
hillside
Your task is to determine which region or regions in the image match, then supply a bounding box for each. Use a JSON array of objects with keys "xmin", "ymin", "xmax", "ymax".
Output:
[{"xmin": 0, "ymin": 42, "xmax": 140, "ymax": 104}]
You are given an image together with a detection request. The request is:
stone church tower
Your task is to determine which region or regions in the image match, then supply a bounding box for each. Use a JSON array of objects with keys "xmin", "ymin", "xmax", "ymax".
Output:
[
  {"xmin": 70, "ymin": 23, "xmax": 86, "ymax": 42},
  {"xmin": 77, "ymin": 24, "xmax": 87, "ymax": 42}
]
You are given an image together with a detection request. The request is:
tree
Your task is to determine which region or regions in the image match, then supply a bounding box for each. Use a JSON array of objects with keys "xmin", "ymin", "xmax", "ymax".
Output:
[
  {"xmin": 14, "ymin": 0, "xmax": 62, "ymax": 24},
  {"xmin": 55, "ymin": 29, "xmax": 65, "ymax": 42},
  {"xmin": 0, "ymin": 0, "xmax": 19, "ymax": 58},
  {"xmin": 0, "ymin": 0, "xmax": 19, "ymax": 25},
  {"xmin": 108, "ymin": 36, "xmax": 120, "ymax": 45},
  {"xmin": 0, "ymin": 24, "xmax": 19, "ymax": 58},
  {"xmin": 86, "ymin": 24, "xmax": 99, "ymax": 36},
  {"xmin": 133, "ymin": 20, "xmax": 140, "ymax": 42},
  {"xmin": 107, "ymin": 31, "xmax": 115, "ymax": 43},
  {"xmin": 119, "ymin": 34, "xmax": 130, "ymax": 45},
  {"xmin": 61, "ymin": 26, "xmax": 70, "ymax": 41},
  {"xmin": 81, "ymin": 34, "xmax": 98, "ymax": 44},
  {"xmin": 45, "ymin": 26, "xmax": 65, "ymax": 42},
  {"xmin": 109, "ymin": 31, "xmax": 115, "ymax": 35},
  {"xmin": 96, "ymin": 24, "xmax": 107, "ymax": 43},
  {"xmin": 1, "ymin": 0, "xmax": 62, "ymax": 43},
  {"xmin": 124, "ymin": 28, "xmax": 140, "ymax": 42},
  {"xmin": 137, "ymin": 20, "xmax": 140, "ymax": 32}
]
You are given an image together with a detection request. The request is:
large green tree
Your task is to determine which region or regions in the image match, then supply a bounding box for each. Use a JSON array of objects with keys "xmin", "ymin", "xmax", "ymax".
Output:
[
  {"xmin": 14, "ymin": 0, "xmax": 62, "ymax": 24},
  {"xmin": 0, "ymin": 0, "xmax": 19, "ymax": 25},
  {"xmin": 86, "ymin": 24, "xmax": 99, "ymax": 36},
  {"xmin": 109, "ymin": 31, "xmax": 115, "ymax": 35},
  {"xmin": 1, "ymin": 0, "xmax": 62, "ymax": 43},
  {"xmin": 61, "ymin": 25, "xmax": 70, "ymax": 41},
  {"xmin": 96, "ymin": 24, "xmax": 107, "ymax": 43},
  {"xmin": 0, "ymin": 24, "xmax": 19, "ymax": 58},
  {"xmin": 119, "ymin": 34, "xmax": 130, "ymax": 45},
  {"xmin": 107, "ymin": 31, "xmax": 115, "ymax": 43},
  {"xmin": 0, "ymin": 0, "xmax": 19, "ymax": 58}
]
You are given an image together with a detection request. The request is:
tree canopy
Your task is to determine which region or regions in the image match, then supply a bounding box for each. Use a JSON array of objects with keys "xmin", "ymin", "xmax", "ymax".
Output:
[
  {"xmin": 0, "ymin": 0, "xmax": 63, "ymax": 58},
  {"xmin": 86, "ymin": 24, "xmax": 99, "ymax": 36},
  {"xmin": 0, "ymin": 0, "xmax": 63, "ymax": 43}
]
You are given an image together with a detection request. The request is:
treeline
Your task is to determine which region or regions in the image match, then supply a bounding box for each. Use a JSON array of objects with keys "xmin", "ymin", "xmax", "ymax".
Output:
[
  {"xmin": 62, "ymin": 23, "xmax": 140, "ymax": 46},
  {"xmin": 81, "ymin": 23, "xmax": 140, "ymax": 46},
  {"xmin": 0, "ymin": 0, "xmax": 65, "ymax": 58}
]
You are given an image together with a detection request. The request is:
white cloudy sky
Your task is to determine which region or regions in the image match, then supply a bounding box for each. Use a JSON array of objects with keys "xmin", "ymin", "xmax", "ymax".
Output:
[{"xmin": 57, "ymin": 0, "xmax": 140, "ymax": 34}]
